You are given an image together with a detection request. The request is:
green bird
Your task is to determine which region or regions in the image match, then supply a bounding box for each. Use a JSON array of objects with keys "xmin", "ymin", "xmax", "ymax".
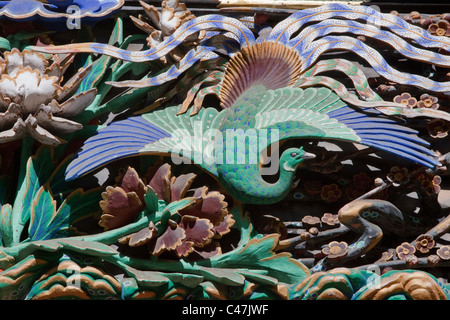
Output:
[
  {"xmin": 64, "ymin": 41, "xmax": 440, "ymax": 205},
  {"xmin": 64, "ymin": 44, "xmax": 439, "ymax": 205}
]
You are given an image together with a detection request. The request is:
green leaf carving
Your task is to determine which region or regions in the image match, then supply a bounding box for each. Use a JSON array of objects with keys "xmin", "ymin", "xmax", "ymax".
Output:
[
  {"xmin": 57, "ymin": 239, "xmax": 118, "ymax": 257},
  {"xmin": 197, "ymin": 266, "xmax": 246, "ymax": 286},
  {"xmin": 77, "ymin": 17, "xmax": 123, "ymax": 93},
  {"xmin": 28, "ymin": 185, "xmax": 102, "ymax": 241},
  {"xmin": 0, "ymin": 204, "xmax": 13, "ymax": 247},
  {"xmin": 11, "ymin": 146, "xmax": 55, "ymax": 243},
  {"xmin": 28, "ymin": 186, "xmax": 57, "ymax": 241},
  {"xmin": 208, "ymin": 234, "xmax": 310, "ymax": 285}
]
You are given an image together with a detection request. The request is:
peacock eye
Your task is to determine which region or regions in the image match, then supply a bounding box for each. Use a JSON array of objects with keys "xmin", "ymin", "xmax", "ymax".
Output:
[{"xmin": 291, "ymin": 152, "xmax": 297, "ymax": 157}]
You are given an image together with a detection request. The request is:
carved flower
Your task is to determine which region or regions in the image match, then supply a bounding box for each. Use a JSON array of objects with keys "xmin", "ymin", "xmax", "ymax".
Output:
[
  {"xmin": 415, "ymin": 170, "xmax": 441, "ymax": 196},
  {"xmin": 322, "ymin": 241, "xmax": 348, "ymax": 260},
  {"xmin": 114, "ymin": 163, "xmax": 233, "ymax": 259},
  {"xmin": 415, "ymin": 234, "xmax": 435, "ymax": 254},
  {"xmin": 396, "ymin": 242, "xmax": 416, "ymax": 260},
  {"xmin": 393, "ymin": 92, "xmax": 417, "ymax": 108},
  {"xmin": 344, "ymin": 186, "xmax": 366, "ymax": 200},
  {"xmin": 428, "ymin": 20, "xmax": 450, "ymax": 37},
  {"xmin": 0, "ymin": 48, "xmax": 95, "ymax": 146},
  {"xmin": 387, "ymin": 166, "xmax": 410, "ymax": 187},
  {"xmin": 437, "ymin": 245, "xmax": 450, "ymax": 260},
  {"xmin": 130, "ymin": 0, "xmax": 201, "ymax": 64},
  {"xmin": 99, "ymin": 166, "xmax": 147, "ymax": 230},
  {"xmin": 427, "ymin": 119, "xmax": 449, "ymax": 139},
  {"xmin": 321, "ymin": 213, "xmax": 340, "ymax": 227},
  {"xmin": 320, "ymin": 184, "xmax": 342, "ymax": 203},
  {"xmin": 417, "ymin": 93, "xmax": 439, "ymax": 109},
  {"xmin": 301, "ymin": 215, "xmax": 321, "ymax": 228},
  {"xmin": 300, "ymin": 232, "xmax": 311, "ymax": 241}
]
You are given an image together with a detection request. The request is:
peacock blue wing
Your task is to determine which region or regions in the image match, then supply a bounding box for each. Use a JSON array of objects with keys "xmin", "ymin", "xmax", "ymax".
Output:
[
  {"xmin": 65, "ymin": 105, "xmax": 223, "ymax": 180},
  {"xmin": 65, "ymin": 116, "xmax": 171, "ymax": 180}
]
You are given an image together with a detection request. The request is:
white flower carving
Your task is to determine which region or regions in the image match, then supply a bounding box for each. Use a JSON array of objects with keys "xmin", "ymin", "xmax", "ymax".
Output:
[{"xmin": 0, "ymin": 48, "xmax": 96, "ymax": 146}]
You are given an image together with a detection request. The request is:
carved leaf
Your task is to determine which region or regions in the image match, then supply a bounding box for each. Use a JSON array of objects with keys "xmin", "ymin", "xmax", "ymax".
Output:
[
  {"xmin": 28, "ymin": 186, "xmax": 57, "ymax": 241},
  {"xmin": 0, "ymin": 204, "xmax": 12, "ymax": 247},
  {"xmin": 197, "ymin": 266, "xmax": 246, "ymax": 286},
  {"xmin": 120, "ymin": 264, "xmax": 171, "ymax": 287},
  {"xmin": 143, "ymin": 187, "xmax": 159, "ymax": 213},
  {"xmin": 76, "ymin": 17, "xmax": 123, "ymax": 94},
  {"xmin": 209, "ymin": 234, "xmax": 310, "ymax": 284},
  {"xmin": 13, "ymin": 146, "xmax": 55, "ymax": 241},
  {"xmin": 29, "ymin": 186, "xmax": 102, "ymax": 241},
  {"xmin": 57, "ymin": 187, "xmax": 101, "ymax": 221},
  {"xmin": 57, "ymin": 239, "xmax": 118, "ymax": 257}
]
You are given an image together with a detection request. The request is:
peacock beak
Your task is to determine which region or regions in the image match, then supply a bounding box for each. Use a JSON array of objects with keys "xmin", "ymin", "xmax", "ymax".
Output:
[{"xmin": 301, "ymin": 152, "xmax": 316, "ymax": 160}]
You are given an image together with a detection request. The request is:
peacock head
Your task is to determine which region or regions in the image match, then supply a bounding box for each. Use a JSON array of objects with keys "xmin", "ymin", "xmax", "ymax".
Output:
[{"xmin": 280, "ymin": 147, "xmax": 316, "ymax": 173}]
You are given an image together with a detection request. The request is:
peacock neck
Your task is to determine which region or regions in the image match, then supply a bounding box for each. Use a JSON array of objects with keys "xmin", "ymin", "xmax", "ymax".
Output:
[
  {"xmin": 218, "ymin": 161, "xmax": 298, "ymax": 205},
  {"xmin": 269, "ymin": 163, "xmax": 298, "ymax": 201}
]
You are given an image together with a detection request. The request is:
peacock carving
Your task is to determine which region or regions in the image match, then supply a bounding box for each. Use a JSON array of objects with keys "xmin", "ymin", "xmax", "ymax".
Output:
[{"xmin": 32, "ymin": 3, "xmax": 449, "ymax": 205}]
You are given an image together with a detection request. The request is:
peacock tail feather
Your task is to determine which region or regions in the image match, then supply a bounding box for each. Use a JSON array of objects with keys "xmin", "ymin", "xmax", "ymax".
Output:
[{"xmin": 32, "ymin": 3, "xmax": 450, "ymax": 111}]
